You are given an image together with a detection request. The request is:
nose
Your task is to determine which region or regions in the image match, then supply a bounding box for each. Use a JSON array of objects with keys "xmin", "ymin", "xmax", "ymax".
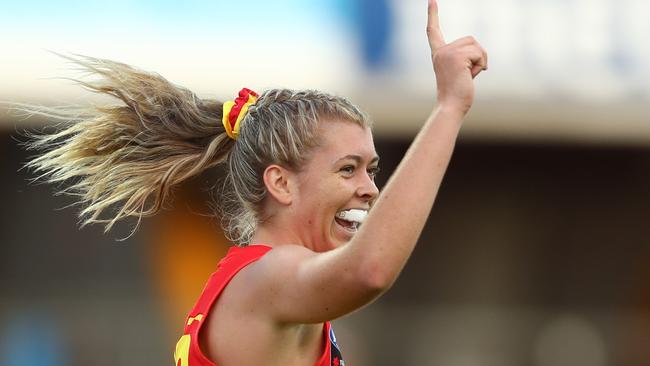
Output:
[{"xmin": 357, "ymin": 173, "xmax": 379, "ymax": 202}]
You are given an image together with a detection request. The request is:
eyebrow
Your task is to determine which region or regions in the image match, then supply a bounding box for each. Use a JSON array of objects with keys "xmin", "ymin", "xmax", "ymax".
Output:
[{"xmin": 334, "ymin": 154, "xmax": 380, "ymax": 165}]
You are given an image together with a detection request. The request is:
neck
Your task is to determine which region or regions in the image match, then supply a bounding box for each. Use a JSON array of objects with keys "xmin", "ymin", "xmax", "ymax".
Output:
[{"xmin": 249, "ymin": 214, "xmax": 303, "ymax": 248}]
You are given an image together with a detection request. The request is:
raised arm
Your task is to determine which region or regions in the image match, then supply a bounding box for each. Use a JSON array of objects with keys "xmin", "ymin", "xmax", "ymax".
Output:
[
  {"xmin": 249, "ymin": 0, "xmax": 488, "ymax": 324},
  {"xmin": 354, "ymin": 0, "xmax": 489, "ymax": 288}
]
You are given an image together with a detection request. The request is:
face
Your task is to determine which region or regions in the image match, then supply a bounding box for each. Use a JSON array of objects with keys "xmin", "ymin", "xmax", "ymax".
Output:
[{"xmin": 289, "ymin": 119, "xmax": 380, "ymax": 252}]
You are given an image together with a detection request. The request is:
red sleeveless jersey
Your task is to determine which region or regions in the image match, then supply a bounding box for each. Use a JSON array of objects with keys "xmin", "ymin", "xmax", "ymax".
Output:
[{"xmin": 173, "ymin": 245, "xmax": 345, "ymax": 366}]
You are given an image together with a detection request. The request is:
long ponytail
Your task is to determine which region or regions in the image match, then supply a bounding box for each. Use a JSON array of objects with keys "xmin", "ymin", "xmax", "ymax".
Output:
[{"xmin": 22, "ymin": 54, "xmax": 232, "ymax": 236}]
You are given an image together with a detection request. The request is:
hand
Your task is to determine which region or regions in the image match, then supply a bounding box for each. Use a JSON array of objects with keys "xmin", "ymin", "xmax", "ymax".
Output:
[{"xmin": 427, "ymin": 0, "xmax": 488, "ymax": 116}]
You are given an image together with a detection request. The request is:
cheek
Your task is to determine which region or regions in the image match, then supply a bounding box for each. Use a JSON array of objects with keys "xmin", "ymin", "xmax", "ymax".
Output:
[
  {"xmin": 327, "ymin": 180, "xmax": 352, "ymax": 203},
  {"xmin": 299, "ymin": 175, "xmax": 350, "ymax": 218},
  {"xmin": 312, "ymin": 177, "xmax": 343, "ymax": 199}
]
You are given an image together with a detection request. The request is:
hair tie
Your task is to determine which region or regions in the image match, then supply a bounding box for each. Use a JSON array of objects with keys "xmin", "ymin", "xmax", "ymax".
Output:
[{"xmin": 222, "ymin": 88, "xmax": 259, "ymax": 140}]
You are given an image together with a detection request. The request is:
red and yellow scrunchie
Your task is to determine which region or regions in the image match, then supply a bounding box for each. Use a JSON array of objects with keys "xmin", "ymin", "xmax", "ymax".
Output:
[{"xmin": 222, "ymin": 87, "xmax": 259, "ymax": 140}]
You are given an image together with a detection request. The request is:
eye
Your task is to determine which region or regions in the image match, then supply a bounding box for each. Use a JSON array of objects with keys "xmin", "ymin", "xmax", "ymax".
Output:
[
  {"xmin": 368, "ymin": 166, "xmax": 381, "ymax": 179},
  {"xmin": 339, "ymin": 165, "xmax": 355, "ymax": 175}
]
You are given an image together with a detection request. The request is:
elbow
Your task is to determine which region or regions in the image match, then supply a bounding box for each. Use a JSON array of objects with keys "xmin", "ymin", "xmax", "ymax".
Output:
[{"xmin": 358, "ymin": 260, "xmax": 396, "ymax": 294}]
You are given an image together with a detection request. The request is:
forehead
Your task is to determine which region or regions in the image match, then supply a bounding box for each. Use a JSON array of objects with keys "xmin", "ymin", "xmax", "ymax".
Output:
[{"xmin": 317, "ymin": 119, "xmax": 376, "ymax": 158}]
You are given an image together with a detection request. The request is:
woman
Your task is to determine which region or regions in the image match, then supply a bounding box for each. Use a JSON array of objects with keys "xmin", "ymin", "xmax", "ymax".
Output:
[{"xmin": 24, "ymin": 1, "xmax": 487, "ymax": 365}]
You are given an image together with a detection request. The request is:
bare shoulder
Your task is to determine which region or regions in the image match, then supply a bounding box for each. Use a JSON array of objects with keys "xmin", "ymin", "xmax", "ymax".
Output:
[
  {"xmin": 255, "ymin": 244, "xmax": 318, "ymax": 272},
  {"xmin": 200, "ymin": 244, "xmax": 323, "ymax": 364},
  {"xmin": 219, "ymin": 244, "xmax": 318, "ymax": 306},
  {"xmin": 230, "ymin": 243, "xmax": 338, "ymax": 324},
  {"xmin": 240, "ymin": 244, "xmax": 319, "ymax": 298}
]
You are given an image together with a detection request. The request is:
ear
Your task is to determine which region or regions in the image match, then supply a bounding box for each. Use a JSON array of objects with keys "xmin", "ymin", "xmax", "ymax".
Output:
[{"xmin": 263, "ymin": 164, "xmax": 294, "ymax": 205}]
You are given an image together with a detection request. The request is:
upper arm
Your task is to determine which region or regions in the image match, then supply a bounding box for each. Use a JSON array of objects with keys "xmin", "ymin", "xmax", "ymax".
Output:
[{"xmin": 240, "ymin": 244, "xmax": 385, "ymax": 324}]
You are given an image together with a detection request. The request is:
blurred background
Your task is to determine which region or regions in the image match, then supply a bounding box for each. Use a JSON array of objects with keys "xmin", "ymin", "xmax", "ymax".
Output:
[{"xmin": 1, "ymin": 0, "xmax": 649, "ymax": 365}]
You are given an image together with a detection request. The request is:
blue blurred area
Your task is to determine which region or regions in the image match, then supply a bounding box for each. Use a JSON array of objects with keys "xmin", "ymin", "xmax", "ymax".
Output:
[
  {"xmin": 353, "ymin": 0, "xmax": 394, "ymax": 70},
  {"xmin": 1, "ymin": 312, "xmax": 65, "ymax": 366},
  {"xmin": 333, "ymin": 0, "xmax": 394, "ymax": 70}
]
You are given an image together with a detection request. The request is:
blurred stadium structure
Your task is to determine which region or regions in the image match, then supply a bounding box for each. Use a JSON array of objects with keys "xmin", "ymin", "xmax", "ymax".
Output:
[
  {"xmin": 1, "ymin": 0, "xmax": 649, "ymax": 143},
  {"xmin": 1, "ymin": 0, "xmax": 649, "ymax": 365}
]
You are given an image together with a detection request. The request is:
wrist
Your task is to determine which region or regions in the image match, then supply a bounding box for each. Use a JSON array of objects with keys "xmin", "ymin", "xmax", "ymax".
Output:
[{"xmin": 434, "ymin": 102, "xmax": 469, "ymax": 124}]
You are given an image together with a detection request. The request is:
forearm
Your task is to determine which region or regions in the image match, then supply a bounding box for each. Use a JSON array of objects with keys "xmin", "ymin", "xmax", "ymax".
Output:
[{"xmin": 349, "ymin": 105, "xmax": 465, "ymax": 288}]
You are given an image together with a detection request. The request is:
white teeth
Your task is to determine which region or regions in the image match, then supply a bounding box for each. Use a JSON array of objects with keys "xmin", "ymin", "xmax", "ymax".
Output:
[{"xmin": 336, "ymin": 209, "xmax": 368, "ymax": 224}]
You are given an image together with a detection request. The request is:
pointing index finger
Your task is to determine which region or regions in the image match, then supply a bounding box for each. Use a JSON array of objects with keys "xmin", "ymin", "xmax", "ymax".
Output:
[{"xmin": 426, "ymin": 0, "xmax": 446, "ymax": 52}]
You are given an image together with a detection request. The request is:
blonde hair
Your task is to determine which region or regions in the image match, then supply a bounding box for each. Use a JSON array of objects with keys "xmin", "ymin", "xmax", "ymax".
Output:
[{"xmin": 22, "ymin": 54, "xmax": 371, "ymax": 244}]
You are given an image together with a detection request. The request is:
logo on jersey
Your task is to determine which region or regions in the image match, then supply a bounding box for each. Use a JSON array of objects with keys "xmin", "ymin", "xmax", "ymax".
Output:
[{"xmin": 329, "ymin": 327, "xmax": 345, "ymax": 366}]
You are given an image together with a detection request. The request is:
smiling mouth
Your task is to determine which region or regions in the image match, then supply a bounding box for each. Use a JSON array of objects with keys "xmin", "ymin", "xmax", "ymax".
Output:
[
  {"xmin": 335, "ymin": 217, "xmax": 360, "ymax": 231},
  {"xmin": 334, "ymin": 209, "xmax": 368, "ymax": 232}
]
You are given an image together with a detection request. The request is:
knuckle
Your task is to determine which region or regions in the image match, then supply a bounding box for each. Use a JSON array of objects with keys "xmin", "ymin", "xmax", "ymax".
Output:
[{"xmin": 462, "ymin": 35, "xmax": 476, "ymax": 44}]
